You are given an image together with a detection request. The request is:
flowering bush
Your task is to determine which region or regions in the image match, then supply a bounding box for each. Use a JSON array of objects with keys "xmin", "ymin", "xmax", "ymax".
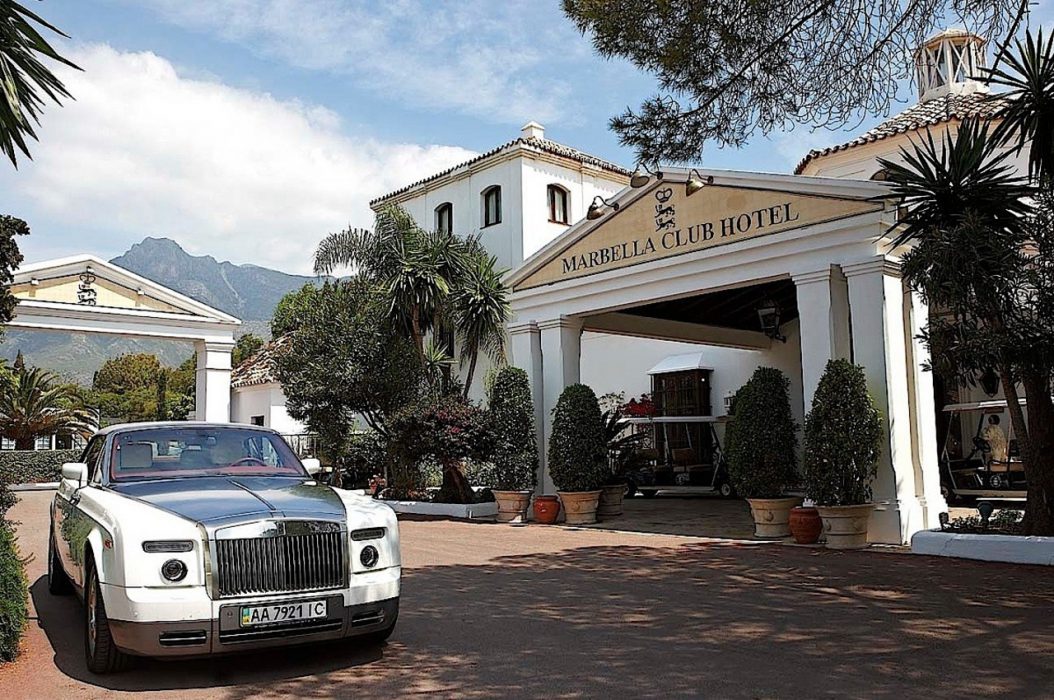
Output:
[{"xmin": 622, "ymin": 393, "xmax": 656, "ymax": 417}]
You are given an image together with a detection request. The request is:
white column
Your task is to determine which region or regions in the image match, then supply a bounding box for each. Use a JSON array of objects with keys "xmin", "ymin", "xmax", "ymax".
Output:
[
  {"xmin": 906, "ymin": 289, "xmax": 948, "ymax": 525},
  {"xmin": 509, "ymin": 321, "xmax": 545, "ymax": 493},
  {"xmin": 792, "ymin": 266, "xmax": 851, "ymax": 415},
  {"xmin": 194, "ymin": 340, "xmax": 234, "ymax": 423},
  {"xmin": 843, "ymin": 259, "xmax": 923, "ymax": 544},
  {"xmin": 538, "ymin": 316, "xmax": 583, "ymax": 494}
]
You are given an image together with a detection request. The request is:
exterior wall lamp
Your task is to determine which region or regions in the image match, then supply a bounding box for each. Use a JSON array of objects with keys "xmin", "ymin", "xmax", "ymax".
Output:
[
  {"xmin": 685, "ymin": 168, "xmax": 714, "ymax": 196},
  {"xmin": 756, "ymin": 298, "xmax": 787, "ymax": 343},
  {"xmin": 978, "ymin": 367, "xmax": 1001, "ymax": 397},
  {"xmin": 630, "ymin": 163, "xmax": 664, "ymax": 188},
  {"xmin": 587, "ymin": 195, "xmax": 620, "ymax": 220}
]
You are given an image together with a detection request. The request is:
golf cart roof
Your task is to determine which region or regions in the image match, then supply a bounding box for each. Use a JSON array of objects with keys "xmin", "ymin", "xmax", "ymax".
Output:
[{"xmin": 942, "ymin": 399, "xmax": 1016, "ymax": 412}]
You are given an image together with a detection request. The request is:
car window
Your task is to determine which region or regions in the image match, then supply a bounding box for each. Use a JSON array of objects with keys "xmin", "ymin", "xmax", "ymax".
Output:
[
  {"xmin": 108, "ymin": 427, "xmax": 306, "ymax": 482},
  {"xmin": 79, "ymin": 437, "xmax": 105, "ymax": 483}
]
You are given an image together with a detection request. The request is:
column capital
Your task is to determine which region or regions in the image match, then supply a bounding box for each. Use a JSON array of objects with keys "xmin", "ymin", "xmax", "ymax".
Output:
[
  {"xmin": 507, "ymin": 321, "xmax": 540, "ymax": 336},
  {"xmin": 791, "ymin": 266, "xmax": 837, "ymax": 286},
  {"xmin": 841, "ymin": 258, "xmax": 901, "ymax": 279},
  {"xmin": 537, "ymin": 316, "xmax": 584, "ymax": 332}
]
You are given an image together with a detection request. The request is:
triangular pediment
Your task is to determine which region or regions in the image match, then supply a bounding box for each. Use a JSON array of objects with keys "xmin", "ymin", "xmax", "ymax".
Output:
[
  {"xmin": 10, "ymin": 255, "xmax": 240, "ymax": 323},
  {"xmin": 510, "ymin": 171, "xmax": 888, "ymax": 291}
]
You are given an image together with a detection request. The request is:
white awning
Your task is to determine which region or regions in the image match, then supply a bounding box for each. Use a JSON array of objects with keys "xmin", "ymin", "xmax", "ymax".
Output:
[{"xmin": 647, "ymin": 352, "xmax": 715, "ymax": 375}]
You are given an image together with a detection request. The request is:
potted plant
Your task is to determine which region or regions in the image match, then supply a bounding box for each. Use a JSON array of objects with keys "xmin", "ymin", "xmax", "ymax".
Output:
[
  {"xmin": 548, "ymin": 383, "xmax": 608, "ymax": 525},
  {"xmin": 725, "ymin": 367, "xmax": 801, "ymax": 538},
  {"xmin": 802, "ymin": 359, "xmax": 883, "ymax": 549},
  {"xmin": 597, "ymin": 401, "xmax": 630, "ymax": 518},
  {"xmin": 488, "ymin": 367, "xmax": 538, "ymax": 523}
]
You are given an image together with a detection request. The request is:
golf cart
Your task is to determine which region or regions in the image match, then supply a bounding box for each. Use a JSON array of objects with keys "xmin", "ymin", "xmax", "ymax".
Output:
[
  {"xmin": 940, "ymin": 399, "xmax": 1027, "ymax": 502},
  {"xmin": 622, "ymin": 415, "xmax": 733, "ymax": 498}
]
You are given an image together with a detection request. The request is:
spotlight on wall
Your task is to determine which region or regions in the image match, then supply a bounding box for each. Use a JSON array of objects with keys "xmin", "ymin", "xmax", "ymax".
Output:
[
  {"xmin": 685, "ymin": 168, "xmax": 714, "ymax": 196},
  {"xmin": 586, "ymin": 195, "xmax": 620, "ymax": 220},
  {"xmin": 756, "ymin": 298, "xmax": 786, "ymax": 343},
  {"xmin": 29, "ymin": 277, "xmax": 39, "ymax": 287},
  {"xmin": 629, "ymin": 162, "xmax": 663, "ymax": 188}
]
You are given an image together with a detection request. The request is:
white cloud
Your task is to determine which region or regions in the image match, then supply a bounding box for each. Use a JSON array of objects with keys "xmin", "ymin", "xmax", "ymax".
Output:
[
  {"xmin": 0, "ymin": 44, "xmax": 476, "ymax": 273},
  {"xmin": 133, "ymin": 0, "xmax": 583, "ymax": 124}
]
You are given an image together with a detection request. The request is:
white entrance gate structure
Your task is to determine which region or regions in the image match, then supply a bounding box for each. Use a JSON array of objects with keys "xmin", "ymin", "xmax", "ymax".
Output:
[
  {"xmin": 506, "ymin": 169, "xmax": 946, "ymax": 545},
  {"xmin": 8, "ymin": 255, "xmax": 240, "ymax": 422}
]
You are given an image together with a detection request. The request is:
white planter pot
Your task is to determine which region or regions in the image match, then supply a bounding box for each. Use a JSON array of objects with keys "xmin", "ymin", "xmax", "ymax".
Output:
[
  {"xmin": 746, "ymin": 497, "xmax": 802, "ymax": 538},
  {"xmin": 493, "ymin": 490, "xmax": 532, "ymax": 523},
  {"xmin": 816, "ymin": 503, "xmax": 875, "ymax": 549}
]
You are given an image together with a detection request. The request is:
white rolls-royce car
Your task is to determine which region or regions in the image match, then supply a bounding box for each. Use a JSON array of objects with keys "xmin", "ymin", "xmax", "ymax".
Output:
[{"xmin": 48, "ymin": 422, "xmax": 401, "ymax": 674}]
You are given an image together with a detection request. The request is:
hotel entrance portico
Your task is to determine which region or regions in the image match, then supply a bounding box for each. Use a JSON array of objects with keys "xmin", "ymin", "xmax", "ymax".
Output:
[{"xmin": 506, "ymin": 168, "xmax": 947, "ymax": 544}]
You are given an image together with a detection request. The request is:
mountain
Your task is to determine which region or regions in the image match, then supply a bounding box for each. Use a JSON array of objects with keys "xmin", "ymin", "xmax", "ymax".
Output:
[{"xmin": 2, "ymin": 237, "xmax": 320, "ymax": 384}]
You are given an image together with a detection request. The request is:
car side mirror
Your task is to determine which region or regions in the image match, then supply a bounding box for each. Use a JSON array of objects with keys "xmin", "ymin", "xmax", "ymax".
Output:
[
  {"xmin": 302, "ymin": 458, "xmax": 322, "ymax": 477},
  {"xmin": 61, "ymin": 462, "xmax": 88, "ymax": 487}
]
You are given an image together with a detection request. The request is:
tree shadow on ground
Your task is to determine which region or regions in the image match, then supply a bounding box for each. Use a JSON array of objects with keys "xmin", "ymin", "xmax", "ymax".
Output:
[{"xmin": 31, "ymin": 542, "xmax": 1054, "ymax": 699}]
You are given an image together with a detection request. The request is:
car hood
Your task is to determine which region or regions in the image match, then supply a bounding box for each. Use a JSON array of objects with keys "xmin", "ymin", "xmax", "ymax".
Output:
[{"xmin": 109, "ymin": 476, "xmax": 346, "ymax": 525}]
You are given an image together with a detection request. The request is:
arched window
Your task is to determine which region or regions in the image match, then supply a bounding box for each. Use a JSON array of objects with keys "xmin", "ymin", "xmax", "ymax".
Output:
[
  {"xmin": 547, "ymin": 184, "xmax": 570, "ymax": 224},
  {"xmin": 869, "ymin": 169, "xmax": 890, "ymax": 182},
  {"xmin": 435, "ymin": 202, "xmax": 453, "ymax": 233},
  {"xmin": 482, "ymin": 186, "xmax": 502, "ymax": 227}
]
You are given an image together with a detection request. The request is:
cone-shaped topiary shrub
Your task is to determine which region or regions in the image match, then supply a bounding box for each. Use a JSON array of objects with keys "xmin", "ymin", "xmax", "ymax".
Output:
[
  {"xmin": 548, "ymin": 383, "xmax": 608, "ymax": 492},
  {"xmin": 725, "ymin": 367, "xmax": 798, "ymax": 498},
  {"xmin": 802, "ymin": 359, "xmax": 883, "ymax": 506},
  {"xmin": 488, "ymin": 367, "xmax": 538, "ymax": 491}
]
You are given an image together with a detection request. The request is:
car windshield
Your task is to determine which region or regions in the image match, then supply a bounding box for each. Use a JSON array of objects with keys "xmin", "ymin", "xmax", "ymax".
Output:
[{"xmin": 109, "ymin": 427, "xmax": 306, "ymax": 482}]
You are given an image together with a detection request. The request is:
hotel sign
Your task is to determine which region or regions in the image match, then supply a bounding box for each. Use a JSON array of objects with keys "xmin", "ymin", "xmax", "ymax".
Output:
[{"xmin": 514, "ymin": 183, "xmax": 883, "ymax": 290}]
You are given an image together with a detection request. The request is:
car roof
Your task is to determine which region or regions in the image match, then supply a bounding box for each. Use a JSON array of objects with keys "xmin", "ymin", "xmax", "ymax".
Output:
[{"xmin": 95, "ymin": 421, "xmax": 281, "ymax": 437}]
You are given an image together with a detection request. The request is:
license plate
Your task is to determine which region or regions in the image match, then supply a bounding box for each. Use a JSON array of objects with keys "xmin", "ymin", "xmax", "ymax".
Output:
[{"xmin": 240, "ymin": 600, "xmax": 328, "ymax": 627}]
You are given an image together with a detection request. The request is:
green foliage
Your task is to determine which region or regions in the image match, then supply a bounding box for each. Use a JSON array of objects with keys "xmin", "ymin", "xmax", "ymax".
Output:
[
  {"xmin": 562, "ymin": 0, "xmax": 1020, "ymax": 163},
  {"xmin": 802, "ymin": 360, "xmax": 882, "ymax": 506},
  {"xmin": 340, "ymin": 431, "xmax": 387, "ymax": 479},
  {"xmin": 0, "ymin": 365, "xmax": 96, "ymax": 449},
  {"xmin": 87, "ymin": 353, "xmax": 189, "ymax": 425},
  {"xmin": 725, "ymin": 367, "xmax": 798, "ymax": 499},
  {"xmin": 547, "ymin": 383, "xmax": 607, "ymax": 492},
  {"xmin": 0, "ymin": 448, "xmax": 80, "ymax": 485},
  {"xmin": 0, "ymin": 523, "xmax": 27, "ymax": 662},
  {"xmin": 0, "ymin": 215, "xmax": 27, "ymax": 332},
  {"xmin": 275, "ymin": 281, "xmax": 423, "ymax": 449},
  {"xmin": 454, "ymin": 250, "xmax": 510, "ymax": 396},
  {"xmin": 0, "ymin": 1, "xmax": 79, "ymax": 166},
  {"xmin": 271, "ymin": 284, "xmax": 321, "ymax": 338},
  {"xmin": 487, "ymin": 367, "xmax": 537, "ymax": 491},
  {"xmin": 232, "ymin": 333, "xmax": 264, "ymax": 367}
]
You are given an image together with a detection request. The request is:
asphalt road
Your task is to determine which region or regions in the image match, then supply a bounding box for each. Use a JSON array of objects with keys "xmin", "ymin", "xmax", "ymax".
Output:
[{"xmin": 3, "ymin": 491, "xmax": 1054, "ymax": 699}]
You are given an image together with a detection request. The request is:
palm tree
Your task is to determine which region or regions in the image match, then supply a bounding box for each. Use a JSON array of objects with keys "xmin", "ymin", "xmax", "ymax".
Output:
[
  {"xmin": 987, "ymin": 29, "xmax": 1054, "ymax": 189},
  {"xmin": 0, "ymin": 366, "xmax": 96, "ymax": 450},
  {"xmin": 453, "ymin": 248, "xmax": 510, "ymax": 398},
  {"xmin": 0, "ymin": 1, "xmax": 79, "ymax": 167}
]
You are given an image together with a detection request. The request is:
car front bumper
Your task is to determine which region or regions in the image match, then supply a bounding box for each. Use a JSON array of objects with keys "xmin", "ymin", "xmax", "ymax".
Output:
[{"xmin": 103, "ymin": 566, "xmax": 401, "ymax": 657}]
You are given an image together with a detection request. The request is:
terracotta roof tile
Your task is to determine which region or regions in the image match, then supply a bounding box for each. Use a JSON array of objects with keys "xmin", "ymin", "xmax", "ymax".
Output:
[
  {"xmin": 370, "ymin": 136, "xmax": 630, "ymax": 206},
  {"xmin": 231, "ymin": 335, "xmax": 291, "ymax": 388},
  {"xmin": 794, "ymin": 92, "xmax": 1008, "ymax": 174}
]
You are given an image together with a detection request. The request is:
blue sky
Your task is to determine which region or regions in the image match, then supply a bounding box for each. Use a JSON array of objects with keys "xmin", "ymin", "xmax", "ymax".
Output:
[{"xmin": 1, "ymin": 0, "xmax": 1051, "ymax": 273}]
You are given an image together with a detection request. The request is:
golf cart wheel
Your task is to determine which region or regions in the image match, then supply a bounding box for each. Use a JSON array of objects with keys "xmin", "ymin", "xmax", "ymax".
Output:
[
  {"xmin": 717, "ymin": 481, "xmax": 734, "ymax": 498},
  {"xmin": 624, "ymin": 481, "xmax": 638, "ymax": 498},
  {"xmin": 640, "ymin": 489, "xmax": 658, "ymax": 499}
]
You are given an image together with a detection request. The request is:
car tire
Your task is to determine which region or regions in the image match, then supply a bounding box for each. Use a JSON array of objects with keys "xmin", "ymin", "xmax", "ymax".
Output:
[
  {"xmin": 47, "ymin": 532, "xmax": 72, "ymax": 595},
  {"xmin": 717, "ymin": 481, "xmax": 734, "ymax": 498},
  {"xmin": 640, "ymin": 489, "xmax": 658, "ymax": 499},
  {"xmin": 84, "ymin": 557, "xmax": 128, "ymax": 674}
]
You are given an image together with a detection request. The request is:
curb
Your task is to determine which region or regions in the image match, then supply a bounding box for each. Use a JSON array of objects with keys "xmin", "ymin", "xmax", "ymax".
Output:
[{"xmin": 9, "ymin": 482, "xmax": 59, "ymax": 492}]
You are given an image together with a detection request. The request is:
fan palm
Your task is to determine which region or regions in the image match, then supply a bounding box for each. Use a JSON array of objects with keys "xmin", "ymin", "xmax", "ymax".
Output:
[
  {"xmin": 0, "ymin": 367, "xmax": 96, "ymax": 449},
  {"xmin": 453, "ymin": 249, "xmax": 509, "ymax": 398},
  {"xmin": 0, "ymin": 1, "xmax": 79, "ymax": 167},
  {"xmin": 987, "ymin": 29, "xmax": 1054, "ymax": 188}
]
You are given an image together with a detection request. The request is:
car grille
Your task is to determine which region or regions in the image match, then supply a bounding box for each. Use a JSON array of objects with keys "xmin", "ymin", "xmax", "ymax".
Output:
[{"xmin": 214, "ymin": 529, "xmax": 346, "ymax": 598}]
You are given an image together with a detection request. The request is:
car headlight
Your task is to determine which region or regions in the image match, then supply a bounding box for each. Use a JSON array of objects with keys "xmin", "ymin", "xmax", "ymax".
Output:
[
  {"xmin": 161, "ymin": 559, "xmax": 188, "ymax": 582},
  {"xmin": 359, "ymin": 545, "xmax": 379, "ymax": 568}
]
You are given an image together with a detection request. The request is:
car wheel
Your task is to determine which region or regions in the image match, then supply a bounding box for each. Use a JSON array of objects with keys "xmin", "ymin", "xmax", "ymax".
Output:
[
  {"xmin": 84, "ymin": 557, "xmax": 128, "ymax": 674},
  {"xmin": 47, "ymin": 532, "xmax": 72, "ymax": 595},
  {"xmin": 640, "ymin": 489, "xmax": 658, "ymax": 499}
]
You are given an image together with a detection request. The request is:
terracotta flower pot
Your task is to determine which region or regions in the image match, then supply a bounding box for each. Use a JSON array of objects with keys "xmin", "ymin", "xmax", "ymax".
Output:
[
  {"xmin": 493, "ymin": 490, "xmax": 532, "ymax": 523},
  {"xmin": 745, "ymin": 497, "xmax": 802, "ymax": 538},
  {"xmin": 597, "ymin": 483, "xmax": 626, "ymax": 519},
  {"xmin": 789, "ymin": 506, "xmax": 822, "ymax": 544},
  {"xmin": 532, "ymin": 495, "xmax": 561, "ymax": 524},
  {"xmin": 816, "ymin": 503, "xmax": 875, "ymax": 549},
  {"xmin": 557, "ymin": 490, "xmax": 602, "ymax": 525}
]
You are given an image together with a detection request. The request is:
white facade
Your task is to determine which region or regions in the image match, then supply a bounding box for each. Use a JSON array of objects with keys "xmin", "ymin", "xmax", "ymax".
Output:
[{"xmin": 231, "ymin": 383, "xmax": 305, "ymax": 433}]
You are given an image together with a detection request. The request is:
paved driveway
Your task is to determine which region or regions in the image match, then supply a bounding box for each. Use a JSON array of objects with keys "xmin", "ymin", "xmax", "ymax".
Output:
[{"xmin": 2, "ymin": 491, "xmax": 1053, "ymax": 699}]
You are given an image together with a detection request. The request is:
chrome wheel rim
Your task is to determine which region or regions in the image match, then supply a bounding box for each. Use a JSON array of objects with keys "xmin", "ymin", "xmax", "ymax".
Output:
[{"xmin": 86, "ymin": 576, "xmax": 97, "ymax": 655}]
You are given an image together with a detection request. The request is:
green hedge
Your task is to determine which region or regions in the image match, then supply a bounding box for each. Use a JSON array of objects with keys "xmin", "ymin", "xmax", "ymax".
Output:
[
  {"xmin": 0, "ymin": 449, "xmax": 82, "ymax": 486},
  {"xmin": 0, "ymin": 524, "xmax": 27, "ymax": 662}
]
